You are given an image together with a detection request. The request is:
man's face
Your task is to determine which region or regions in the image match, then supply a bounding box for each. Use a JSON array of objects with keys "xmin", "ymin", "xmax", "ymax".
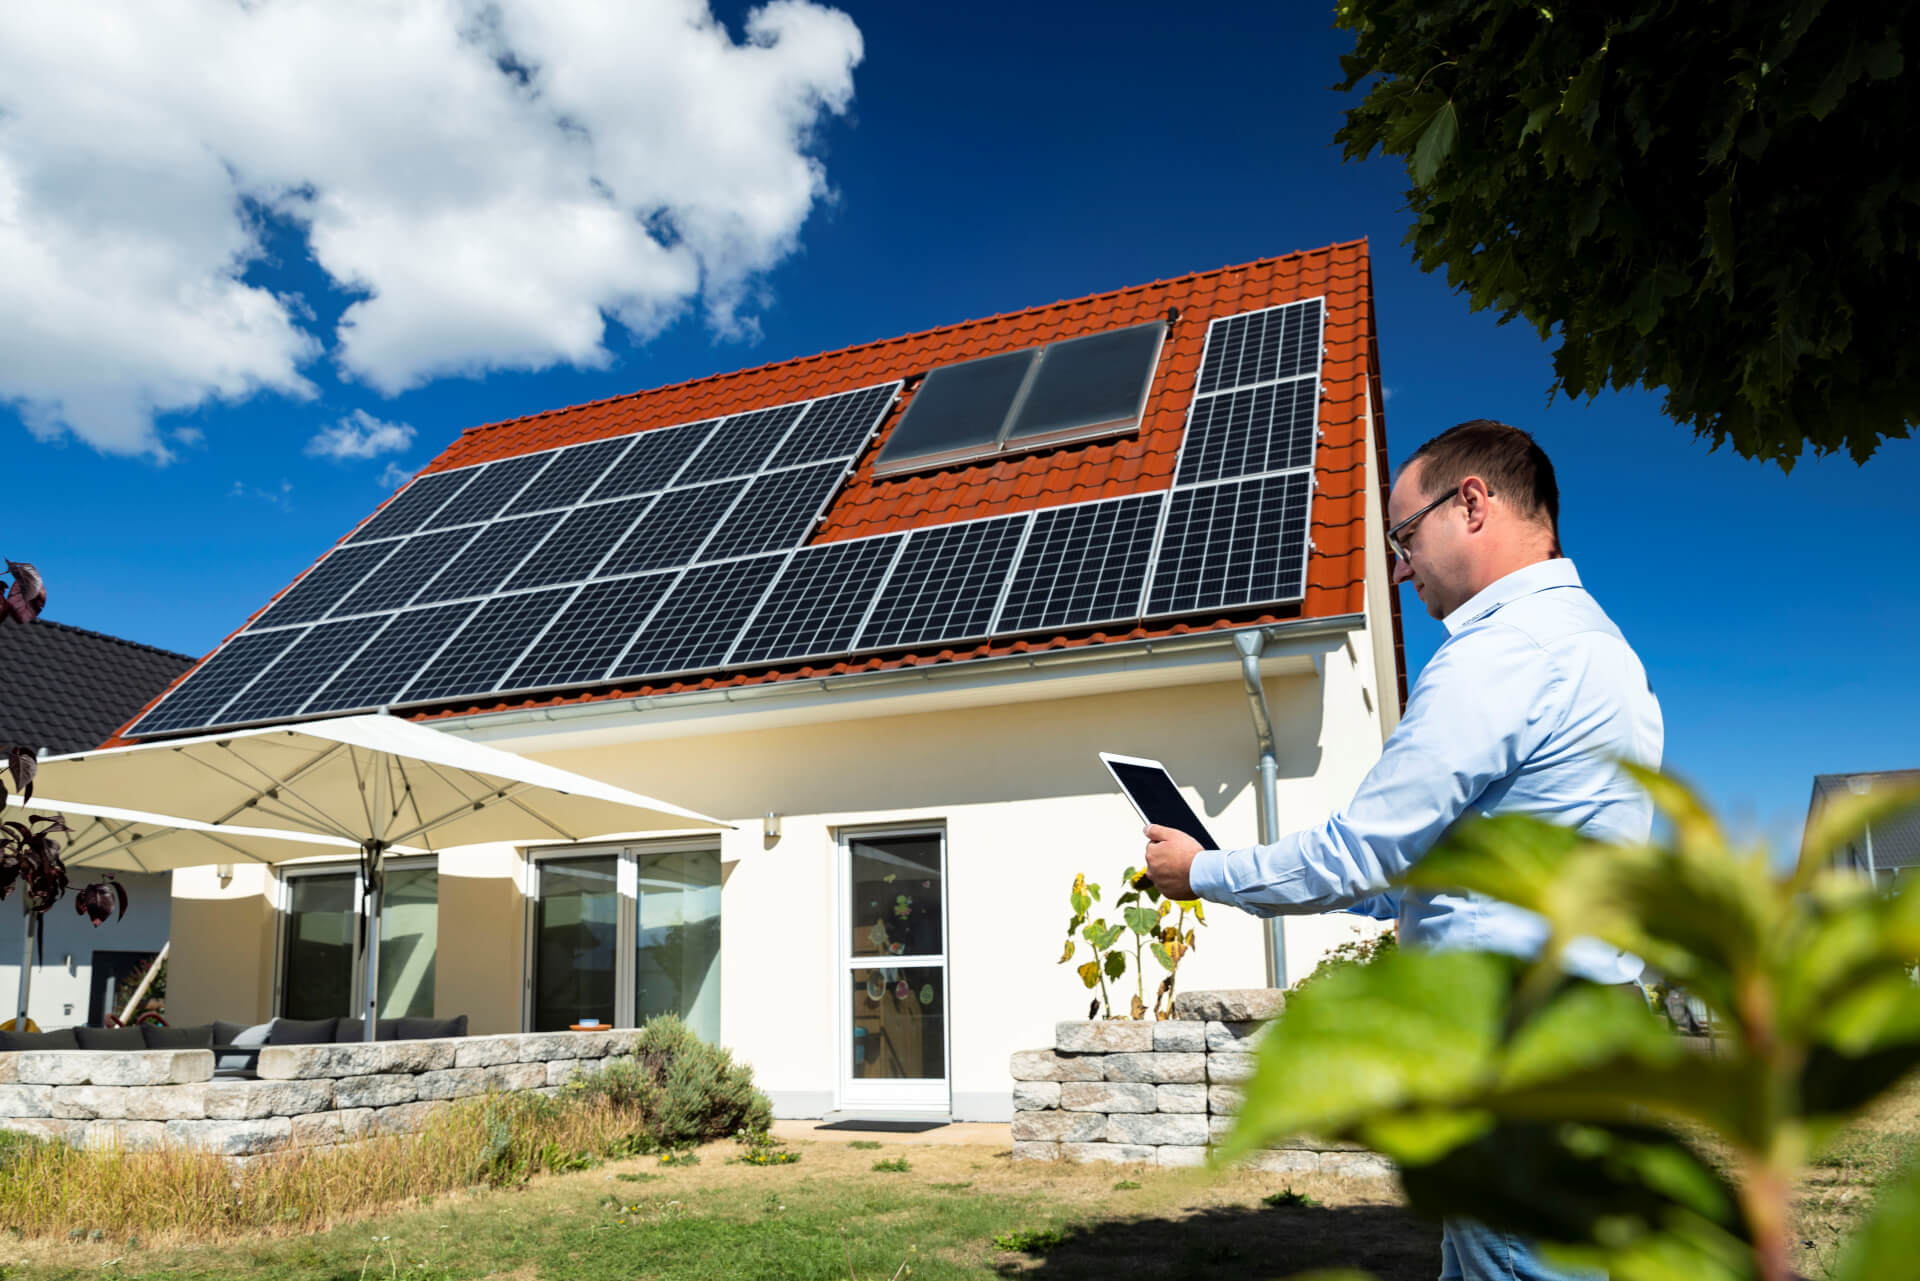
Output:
[{"xmin": 1387, "ymin": 460, "xmax": 1465, "ymax": 619}]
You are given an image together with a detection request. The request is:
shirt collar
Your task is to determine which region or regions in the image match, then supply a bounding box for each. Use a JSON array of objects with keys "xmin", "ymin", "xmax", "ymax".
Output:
[{"xmin": 1442, "ymin": 558, "xmax": 1582, "ymax": 635}]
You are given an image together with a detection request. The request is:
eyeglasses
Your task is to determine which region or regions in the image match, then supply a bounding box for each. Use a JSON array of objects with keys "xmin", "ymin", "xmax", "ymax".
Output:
[{"xmin": 1385, "ymin": 487, "xmax": 1459, "ymax": 563}]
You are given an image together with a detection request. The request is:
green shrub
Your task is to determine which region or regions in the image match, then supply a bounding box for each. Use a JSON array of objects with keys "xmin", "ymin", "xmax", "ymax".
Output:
[
  {"xmin": 570, "ymin": 1014, "xmax": 771, "ymax": 1148},
  {"xmin": 1288, "ymin": 927, "xmax": 1396, "ymax": 998}
]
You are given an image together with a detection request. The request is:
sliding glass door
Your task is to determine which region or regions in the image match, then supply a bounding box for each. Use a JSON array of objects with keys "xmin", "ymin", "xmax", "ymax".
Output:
[{"xmin": 278, "ymin": 861, "xmax": 439, "ymax": 1020}]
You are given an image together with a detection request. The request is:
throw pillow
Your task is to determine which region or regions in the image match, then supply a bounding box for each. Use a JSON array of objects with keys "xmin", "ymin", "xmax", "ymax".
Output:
[
  {"xmin": 0, "ymin": 1027, "xmax": 81, "ymax": 1051},
  {"xmin": 141, "ymin": 1023, "xmax": 215, "ymax": 1050},
  {"xmin": 75, "ymin": 1026, "xmax": 147, "ymax": 1051},
  {"xmin": 394, "ymin": 1015, "xmax": 468, "ymax": 1040},
  {"xmin": 267, "ymin": 1017, "xmax": 338, "ymax": 1045},
  {"xmin": 216, "ymin": 1020, "xmax": 272, "ymax": 1072}
]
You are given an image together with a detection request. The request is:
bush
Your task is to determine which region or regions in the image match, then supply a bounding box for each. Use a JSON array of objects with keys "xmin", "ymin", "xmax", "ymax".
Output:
[
  {"xmin": 569, "ymin": 1014, "xmax": 771, "ymax": 1148},
  {"xmin": 1288, "ymin": 928, "xmax": 1396, "ymax": 998}
]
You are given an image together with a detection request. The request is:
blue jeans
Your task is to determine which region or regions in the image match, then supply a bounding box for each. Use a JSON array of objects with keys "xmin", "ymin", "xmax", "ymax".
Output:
[{"xmin": 1440, "ymin": 1220, "xmax": 1604, "ymax": 1281}]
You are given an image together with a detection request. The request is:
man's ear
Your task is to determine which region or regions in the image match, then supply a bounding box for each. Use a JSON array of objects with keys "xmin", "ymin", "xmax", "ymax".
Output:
[{"xmin": 1459, "ymin": 475, "xmax": 1493, "ymax": 531}]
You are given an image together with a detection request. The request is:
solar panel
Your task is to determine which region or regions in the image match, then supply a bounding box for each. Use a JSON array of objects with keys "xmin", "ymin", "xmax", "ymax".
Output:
[
  {"xmin": 1146, "ymin": 473, "xmax": 1311, "ymax": 616},
  {"xmin": 1196, "ymin": 298, "xmax": 1323, "ymax": 395},
  {"xmin": 413, "ymin": 513, "xmax": 563, "ymax": 605},
  {"xmin": 697, "ymin": 462, "xmax": 844, "ymax": 563},
  {"xmin": 347, "ymin": 469, "xmax": 474, "ymax": 543},
  {"xmin": 996, "ymin": 493, "xmax": 1163, "ymax": 634},
  {"xmin": 608, "ymin": 555, "xmax": 785, "ymax": 681},
  {"xmin": 676, "ymin": 404, "xmax": 807, "ymax": 485},
  {"xmin": 400, "ymin": 588, "xmax": 577, "ymax": 703},
  {"xmin": 729, "ymin": 536, "xmax": 903, "ymax": 666},
  {"xmin": 128, "ymin": 629, "xmax": 305, "ymax": 736},
  {"xmin": 585, "ymin": 420, "xmax": 716, "ymax": 501},
  {"xmin": 1004, "ymin": 321, "xmax": 1163, "ymax": 450},
  {"xmin": 505, "ymin": 495, "xmax": 656, "ymax": 589},
  {"xmin": 1173, "ymin": 378, "xmax": 1318, "ymax": 486},
  {"xmin": 505, "ymin": 437, "xmax": 634, "ymax": 515},
  {"xmin": 872, "ymin": 349, "xmax": 1035, "ymax": 477},
  {"xmin": 219, "ymin": 615, "xmax": 387, "ymax": 724},
  {"xmin": 257, "ymin": 542, "xmax": 397, "ymax": 626},
  {"xmin": 329, "ymin": 527, "xmax": 479, "ymax": 616},
  {"xmin": 855, "ymin": 514, "xmax": 1029, "ymax": 651},
  {"xmin": 502, "ymin": 572, "xmax": 679, "ymax": 691},
  {"xmin": 597, "ymin": 482, "xmax": 741, "ymax": 576},
  {"xmin": 769, "ymin": 383, "xmax": 899, "ymax": 469},
  {"xmin": 301, "ymin": 602, "xmax": 478, "ymax": 715},
  {"xmin": 422, "ymin": 453, "xmax": 552, "ymax": 530}
]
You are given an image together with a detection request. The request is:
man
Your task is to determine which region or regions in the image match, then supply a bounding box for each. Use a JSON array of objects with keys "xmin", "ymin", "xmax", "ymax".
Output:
[{"xmin": 1143, "ymin": 420, "xmax": 1663, "ymax": 1281}]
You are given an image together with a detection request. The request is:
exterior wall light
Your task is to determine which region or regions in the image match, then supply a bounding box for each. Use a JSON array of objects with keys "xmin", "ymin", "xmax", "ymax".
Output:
[
  {"xmin": 762, "ymin": 813, "xmax": 781, "ymax": 840},
  {"xmin": 216, "ymin": 863, "xmax": 234, "ymax": 888}
]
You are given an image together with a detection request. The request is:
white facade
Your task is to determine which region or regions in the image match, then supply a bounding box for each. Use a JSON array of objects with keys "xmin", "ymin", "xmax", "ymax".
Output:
[{"xmin": 4, "ymin": 871, "xmax": 171, "ymax": 1029}]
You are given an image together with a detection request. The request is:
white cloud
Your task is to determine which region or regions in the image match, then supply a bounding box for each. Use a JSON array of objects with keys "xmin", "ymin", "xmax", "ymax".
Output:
[
  {"xmin": 378, "ymin": 462, "xmax": 414, "ymax": 490},
  {"xmin": 0, "ymin": 1, "xmax": 864, "ymax": 457},
  {"xmin": 230, "ymin": 478, "xmax": 294, "ymax": 511},
  {"xmin": 307, "ymin": 409, "xmax": 415, "ymax": 460}
]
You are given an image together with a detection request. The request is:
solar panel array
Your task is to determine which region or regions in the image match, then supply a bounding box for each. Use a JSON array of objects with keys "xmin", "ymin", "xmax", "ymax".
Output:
[{"xmin": 133, "ymin": 297, "xmax": 1326, "ymax": 737}]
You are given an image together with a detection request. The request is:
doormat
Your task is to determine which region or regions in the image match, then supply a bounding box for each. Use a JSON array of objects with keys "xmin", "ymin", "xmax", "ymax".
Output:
[{"xmin": 815, "ymin": 1119, "xmax": 949, "ymax": 1133}]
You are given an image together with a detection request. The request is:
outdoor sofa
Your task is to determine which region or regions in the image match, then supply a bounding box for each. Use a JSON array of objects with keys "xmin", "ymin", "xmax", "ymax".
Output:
[{"xmin": 0, "ymin": 1015, "xmax": 467, "ymax": 1077}]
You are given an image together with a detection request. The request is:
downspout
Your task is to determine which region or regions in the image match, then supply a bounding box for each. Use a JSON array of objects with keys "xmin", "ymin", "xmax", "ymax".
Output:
[{"xmin": 1232, "ymin": 631, "xmax": 1286, "ymax": 989}]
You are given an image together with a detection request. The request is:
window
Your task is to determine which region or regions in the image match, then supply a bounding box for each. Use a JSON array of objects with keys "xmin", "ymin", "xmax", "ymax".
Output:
[
  {"xmin": 278, "ymin": 860, "xmax": 439, "ymax": 1020},
  {"xmin": 873, "ymin": 320, "xmax": 1164, "ymax": 477},
  {"xmin": 526, "ymin": 844, "xmax": 722, "ymax": 1038}
]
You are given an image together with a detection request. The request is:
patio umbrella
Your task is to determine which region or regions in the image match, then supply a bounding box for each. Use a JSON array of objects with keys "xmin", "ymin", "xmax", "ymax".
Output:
[
  {"xmin": 33, "ymin": 714, "xmax": 729, "ymax": 1039},
  {"xmin": 8, "ymin": 795, "xmax": 394, "ymax": 1027}
]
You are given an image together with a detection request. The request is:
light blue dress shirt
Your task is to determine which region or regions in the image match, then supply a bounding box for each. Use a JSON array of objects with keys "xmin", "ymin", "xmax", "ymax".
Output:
[{"xmin": 1188, "ymin": 558, "xmax": 1663, "ymax": 984}]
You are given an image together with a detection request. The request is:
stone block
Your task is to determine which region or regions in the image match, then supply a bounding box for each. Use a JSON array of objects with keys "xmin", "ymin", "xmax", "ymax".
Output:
[
  {"xmin": 1009, "ymin": 1049, "xmax": 1102, "ymax": 1082},
  {"xmin": 50, "ymin": 1086, "xmax": 132, "ymax": 1120},
  {"xmin": 1106, "ymin": 1112, "xmax": 1210, "ymax": 1146},
  {"xmin": 512, "ymin": 1031, "xmax": 610, "ymax": 1062},
  {"xmin": 333, "ymin": 1074, "xmax": 417, "ymax": 1109},
  {"xmin": 1055, "ymin": 1021, "xmax": 1153, "ymax": 1053},
  {"xmin": 1322, "ymin": 1151, "xmax": 1396, "ymax": 1178},
  {"xmin": 165, "ymin": 1117, "xmax": 292, "ymax": 1156},
  {"xmin": 1010, "ymin": 1140, "xmax": 1060, "ymax": 1163},
  {"xmin": 16, "ymin": 1050, "xmax": 210, "ymax": 1086},
  {"xmin": 257, "ymin": 1039, "xmax": 454, "ymax": 1080},
  {"xmin": 1155, "ymin": 1084, "xmax": 1208, "ymax": 1113},
  {"xmin": 291, "ymin": 1111, "xmax": 344, "ymax": 1147},
  {"xmin": 1208, "ymin": 1084, "xmax": 1245, "ymax": 1114},
  {"xmin": 0, "ymin": 1117, "xmax": 79, "ymax": 1144},
  {"xmin": 415, "ymin": 1068, "xmax": 489, "ymax": 1101},
  {"xmin": 1207, "ymin": 1052, "xmax": 1258, "ymax": 1084},
  {"xmin": 1172, "ymin": 989, "xmax": 1286, "ymax": 1022},
  {"xmin": 1102, "ymin": 1052, "xmax": 1205, "ymax": 1084},
  {"xmin": 53, "ymin": 1084, "xmax": 208, "ymax": 1121},
  {"xmin": 0, "ymin": 1055, "xmax": 16, "ymax": 1084},
  {"xmin": 337, "ymin": 1107, "xmax": 377, "ymax": 1140},
  {"xmin": 0, "ymin": 1084, "xmax": 52, "ymax": 1117},
  {"xmin": 482, "ymin": 1062, "xmax": 548, "ymax": 1093},
  {"xmin": 1060, "ymin": 1082, "xmax": 1156, "ymax": 1113},
  {"xmin": 545, "ymin": 1060, "xmax": 582, "ymax": 1088},
  {"xmin": 1205, "ymin": 1020, "xmax": 1268, "ymax": 1051},
  {"xmin": 204, "ymin": 1080, "xmax": 332, "ymax": 1120},
  {"xmin": 1152, "ymin": 1021, "xmax": 1206, "ymax": 1052},
  {"xmin": 81, "ymin": 1119, "xmax": 165, "ymax": 1151},
  {"xmin": 1061, "ymin": 1142, "xmax": 1155, "ymax": 1165},
  {"xmin": 373, "ymin": 1100, "xmax": 443, "ymax": 1136},
  {"xmin": 1154, "ymin": 1145, "xmax": 1210, "ymax": 1167},
  {"xmin": 1012, "ymin": 1081, "xmax": 1060, "ymax": 1111},
  {"xmin": 1245, "ymin": 1148, "xmax": 1321, "ymax": 1173},
  {"xmin": 1010, "ymin": 1110, "xmax": 1106, "ymax": 1143},
  {"xmin": 1209, "ymin": 1114, "xmax": 1237, "ymax": 1141},
  {"xmin": 452, "ymin": 1035, "xmax": 521, "ymax": 1069}
]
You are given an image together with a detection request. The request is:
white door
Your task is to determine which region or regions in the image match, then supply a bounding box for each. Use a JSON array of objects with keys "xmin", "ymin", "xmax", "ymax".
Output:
[{"xmin": 839, "ymin": 828, "xmax": 950, "ymax": 1112}]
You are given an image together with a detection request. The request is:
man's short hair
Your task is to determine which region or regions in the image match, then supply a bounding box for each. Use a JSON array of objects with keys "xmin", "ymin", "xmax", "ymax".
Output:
[{"xmin": 1402, "ymin": 420, "xmax": 1560, "ymax": 535}]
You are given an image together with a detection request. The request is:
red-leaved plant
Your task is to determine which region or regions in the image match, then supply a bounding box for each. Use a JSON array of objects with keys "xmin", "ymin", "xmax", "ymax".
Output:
[{"xmin": 0, "ymin": 562, "xmax": 128, "ymax": 930}]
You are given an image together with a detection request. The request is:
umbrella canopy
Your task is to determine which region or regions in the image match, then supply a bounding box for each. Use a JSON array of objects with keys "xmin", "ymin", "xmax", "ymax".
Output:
[
  {"xmin": 34, "ymin": 714, "xmax": 730, "ymax": 1037},
  {"xmin": 7, "ymin": 795, "xmax": 392, "ymax": 1026}
]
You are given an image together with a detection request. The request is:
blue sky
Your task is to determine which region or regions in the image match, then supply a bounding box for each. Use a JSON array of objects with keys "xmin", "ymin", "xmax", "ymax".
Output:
[{"xmin": 9, "ymin": 2, "xmax": 1912, "ymax": 850}]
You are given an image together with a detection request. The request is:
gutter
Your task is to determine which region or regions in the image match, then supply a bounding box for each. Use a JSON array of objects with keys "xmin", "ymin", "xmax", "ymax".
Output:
[
  {"xmin": 1232, "ymin": 630, "xmax": 1287, "ymax": 989},
  {"xmin": 429, "ymin": 613, "xmax": 1364, "ymax": 738}
]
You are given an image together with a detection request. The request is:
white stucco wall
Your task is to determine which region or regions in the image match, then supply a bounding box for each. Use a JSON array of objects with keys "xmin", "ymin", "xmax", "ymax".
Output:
[{"xmin": 3, "ymin": 871, "xmax": 171, "ymax": 1030}]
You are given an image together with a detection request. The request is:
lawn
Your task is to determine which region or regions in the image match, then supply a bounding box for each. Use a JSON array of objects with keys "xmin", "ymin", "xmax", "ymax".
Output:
[{"xmin": 1, "ymin": 1083, "xmax": 1913, "ymax": 1281}]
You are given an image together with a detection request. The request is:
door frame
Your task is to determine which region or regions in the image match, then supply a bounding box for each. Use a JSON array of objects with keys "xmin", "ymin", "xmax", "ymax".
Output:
[
  {"xmin": 835, "ymin": 823, "xmax": 952, "ymax": 1114},
  {"xmin": 272, "ymin": 854, "xmax": 438, "ymax": 1019}
]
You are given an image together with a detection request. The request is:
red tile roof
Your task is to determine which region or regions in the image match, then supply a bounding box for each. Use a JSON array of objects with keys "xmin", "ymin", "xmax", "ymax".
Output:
[{"xmin": 110, "ymin": 239, "xmax": 1388, "ymax": 744}]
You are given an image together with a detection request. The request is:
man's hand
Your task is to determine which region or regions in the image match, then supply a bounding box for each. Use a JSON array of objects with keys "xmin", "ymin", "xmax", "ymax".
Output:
[{"xmin": 1143, "ymin": 824, "xmax": 1204, "ymax": 901}]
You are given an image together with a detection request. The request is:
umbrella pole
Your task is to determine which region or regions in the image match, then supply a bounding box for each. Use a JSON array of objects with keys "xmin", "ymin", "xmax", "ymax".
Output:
[
  {"xmin": 360, "ymin": 840, "xmax": 385, "ymax": 1042},
  {"xmin": 15, "ymin": 896, "xmax": 35, "ymax": 1028}
]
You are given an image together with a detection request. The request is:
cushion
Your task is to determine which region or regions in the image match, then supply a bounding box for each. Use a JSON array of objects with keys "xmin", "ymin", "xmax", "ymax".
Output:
[
  {"xmin": 75, "ymin": 1025, "xmax": 147, "ymax": 1051},
  {"xmin": 215, "ymin": 1020, "xmax": 272, "ymax": 1073},
  {"xmin": 0, "ymin": 1027, "xmax": 80, "ymax": 1051},
  {"xmin": 212, "ymin": 1019, "xmax": 252, "ymax": 1047},
  {"xmin": 141, "ymin": 1023, "xmax": 214, "ymax": 1050},
  {"xmin": 332, "ymin": 1019, "xmax": 403, "ymax": 1042},
  {"xmin": 395, "ymin": 1015, "xmax": 467, "ymax": 1040},
  {"xmin": 267, "ymin": 1017, "xmax": 337, "ymax": 1045}
]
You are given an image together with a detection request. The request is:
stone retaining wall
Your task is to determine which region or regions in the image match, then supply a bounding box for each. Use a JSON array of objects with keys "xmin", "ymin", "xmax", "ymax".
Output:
[
  {"xmin": 0, "ymin": 1030, "xmax": 637, "ymax": 1157},
  {"xmin": 1010, "ymin": 989, "xmax": 1389, "ymax": 1176}
]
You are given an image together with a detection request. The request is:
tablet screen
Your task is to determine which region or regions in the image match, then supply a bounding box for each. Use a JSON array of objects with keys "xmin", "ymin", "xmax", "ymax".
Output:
[{"xmin": 1105, "ymin": 758, "xmax": 1219, "ymax": 850}]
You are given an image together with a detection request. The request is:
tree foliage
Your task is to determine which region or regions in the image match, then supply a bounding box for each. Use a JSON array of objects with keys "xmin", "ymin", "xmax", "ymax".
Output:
[
  {"xmin": 1220, "ymin": 768, "xmax": 1920, "ymax": 1281},
  {"xmin": 1333, "ymin": 1, "xmax": 1918, "ymax": 466}
]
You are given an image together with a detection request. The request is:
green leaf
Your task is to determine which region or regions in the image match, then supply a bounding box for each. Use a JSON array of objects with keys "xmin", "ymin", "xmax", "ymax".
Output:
[
  {"xmin": 1104, "ymin": 950, "xmax": 1127, "ymax": 982},
  {"xmin": 1124, "ymin": 906, "xmax": 1161, "ymax": 938},
  {"xmin": 1832, "ymin": 1151, "xmax": 1920, "ymax": 1281},
  {"xmin": 1409, "ymin": 99, "xmax": 1458, "ymax": 185},
  {"xmin": 1096, "ymin": 923, "xmax": 1126, "ymax": 953},
  {"xmin": 1076, "ymin": 961, "xmax": 1100, "ymax": 990},
  {"xmin": 1150, "ymin": 941, "xmax": 1175, "ymax": 972}
]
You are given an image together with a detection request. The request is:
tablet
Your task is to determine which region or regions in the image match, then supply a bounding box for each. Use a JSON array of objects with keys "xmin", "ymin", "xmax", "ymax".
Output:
[{"xmin": 1099, "ymin": 752, "xmax": 1219, "ymax": 850}]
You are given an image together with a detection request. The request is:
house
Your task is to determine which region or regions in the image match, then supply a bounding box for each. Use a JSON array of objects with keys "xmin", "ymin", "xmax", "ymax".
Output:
[
  {"xmin": 114, "ymin": 241, "xmax": 1405, "ymax": 1120},
  {"xmin": 1, "ymin": 621, "xmax": 193, "ymax": 1028},
  {"xmin": 1808, "ymin": 770, "xmax": 1920, "ymax": 891}
]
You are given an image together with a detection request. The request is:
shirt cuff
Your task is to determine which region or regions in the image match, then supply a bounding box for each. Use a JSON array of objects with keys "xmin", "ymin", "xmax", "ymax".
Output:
[{"xmin": 1186, "ymin": 846, "xmax": 1237, "ymax": 907}]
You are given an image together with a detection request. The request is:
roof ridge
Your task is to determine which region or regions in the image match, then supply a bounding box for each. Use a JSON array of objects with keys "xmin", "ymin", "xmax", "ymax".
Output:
[
  {"xmin": 24, "ymin": 618, "xmax": 197, "ymax": 663},
  {"xmin": 451, "ymin": 240, "xmax": 1370, "ymax": 443}
]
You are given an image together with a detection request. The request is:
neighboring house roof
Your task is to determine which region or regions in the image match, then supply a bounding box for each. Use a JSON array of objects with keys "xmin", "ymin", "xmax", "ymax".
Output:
[
  {"xmin": 0, "ymin": 620, "xmax": 193, "ymax": 754},
  {"xmin": 111, "ymin": 239, "xmax": 1397, "ymax": 744},
  {"xmin": 1807, "ymin": 770, "xmax": 1920, "ymax": 870}
]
